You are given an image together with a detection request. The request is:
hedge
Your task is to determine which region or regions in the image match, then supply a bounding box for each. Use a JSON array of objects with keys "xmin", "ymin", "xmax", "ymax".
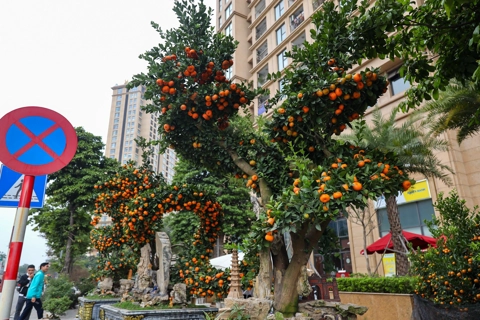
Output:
[{"xmin": 336, "ymin": 276, "xmax": 417, "ymax": 294}]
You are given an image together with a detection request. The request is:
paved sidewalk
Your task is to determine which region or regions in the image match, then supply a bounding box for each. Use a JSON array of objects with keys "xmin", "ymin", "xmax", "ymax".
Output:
[{"xmin": 57, "ymin": 307, "xmax": 78, "ymax": 320}]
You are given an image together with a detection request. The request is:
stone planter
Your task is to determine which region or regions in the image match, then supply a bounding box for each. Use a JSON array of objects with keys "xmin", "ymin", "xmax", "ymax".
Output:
[
  {"xmin": 339, "ymin": 292, "xmax": 414, "ymax": 320},
  {"xmin": 100, "ymin": 304, "xmax": 219, "ymax": 320},
  {"xmin": 78, "ymin": 296, "xmax": 121, "ymax": 320}
]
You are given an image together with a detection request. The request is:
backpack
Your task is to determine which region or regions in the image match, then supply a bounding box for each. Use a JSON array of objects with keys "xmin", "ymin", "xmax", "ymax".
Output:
[{"xmin": 16, "ymin": 276, "xmax": 30, "ymax": 295}]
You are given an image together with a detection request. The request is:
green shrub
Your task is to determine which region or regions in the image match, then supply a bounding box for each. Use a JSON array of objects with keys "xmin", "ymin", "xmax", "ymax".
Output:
[
  {"xmin": 43, "ymin": 276, "xmax": 75, "ymax": 318},
  {"xmin": 410, "ymin": 191, "xmax": 480, "ymax": 309},
  {"xmin": 43, "ymin": 297, "xmax": 72, "ymax": 319},
  {"xmin": 76, "ymin": 277, "xmax": 96, "ymax": 296},
  {"xmin": 337, "ymin": 276, "xmax": 417, "ymax": 294}
]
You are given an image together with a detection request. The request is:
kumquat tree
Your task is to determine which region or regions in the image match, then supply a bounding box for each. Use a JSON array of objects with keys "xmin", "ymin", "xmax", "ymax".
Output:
[
  {"xmin": 90, "ymin": 153, "xmax": 233, "ymax": 298},
  {"xmin": 129, "ymin": 0, "xmax": 415, "ymax": 315}
]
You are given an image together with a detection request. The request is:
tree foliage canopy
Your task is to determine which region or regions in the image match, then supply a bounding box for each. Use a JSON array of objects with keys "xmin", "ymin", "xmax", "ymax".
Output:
[
  {"xmin": 128, "ymin": 0, "xmax": 419, "ymax": 314},
  {"xmin": 422, "ymin": 80, "xmax": 480, "ymax": 144},
  {"xmin": 350, "ymin": 0, "xmax": 480, "ymax": 113},
  {"xmin": 29, "ymin": 127, "xmax": 118, "ymax": 274}
]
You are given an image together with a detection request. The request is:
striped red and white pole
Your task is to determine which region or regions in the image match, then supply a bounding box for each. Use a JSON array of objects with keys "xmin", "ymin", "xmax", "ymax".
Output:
[{"xmin": 0, "ymin": 175, "xmax": 35, "ymax": 320}]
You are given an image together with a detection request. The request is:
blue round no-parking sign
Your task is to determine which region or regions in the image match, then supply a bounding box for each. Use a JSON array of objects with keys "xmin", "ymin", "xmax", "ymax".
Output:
[{"xmin": 0, "ymin": 106, "xmax": 77, "ymax": 176}]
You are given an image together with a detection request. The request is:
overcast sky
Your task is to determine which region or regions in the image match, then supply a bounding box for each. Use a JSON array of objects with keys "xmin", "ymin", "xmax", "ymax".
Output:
[{"xmin": 0, "ymin": 0, "xmax": 216, "ymax": 270}]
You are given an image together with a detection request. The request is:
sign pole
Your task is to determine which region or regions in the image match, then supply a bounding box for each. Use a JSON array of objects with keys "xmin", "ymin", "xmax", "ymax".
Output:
[{"xmin": 0, "ymin": 175, "xmax": 35, "ymax": 320}]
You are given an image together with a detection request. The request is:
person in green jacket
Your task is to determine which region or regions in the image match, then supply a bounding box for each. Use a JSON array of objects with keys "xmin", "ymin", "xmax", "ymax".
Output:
[{"xmin": 19, "ymin": 262, "xmax": 49, "ymax": 320}]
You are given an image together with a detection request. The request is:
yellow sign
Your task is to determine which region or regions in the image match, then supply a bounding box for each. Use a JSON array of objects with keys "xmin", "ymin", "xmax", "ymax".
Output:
[
  {"xmin": 382, "ymin": 253, "xmax": 396, "ymax": 277},
  {"xmin": 403, "ymin": 180, "xmax": 431, "ymax": 202}
]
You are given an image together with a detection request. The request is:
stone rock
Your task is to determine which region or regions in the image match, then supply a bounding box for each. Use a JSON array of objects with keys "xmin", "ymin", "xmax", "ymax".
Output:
[
  {"xmin": 298, "ymin": 300, "xmax": 368, "ymax": 320},
  {"xmin": 98, "ymin": 277, "xmax": 113, "ymax": 292},
  {"xmin": 224, "ymin": 298, "xmax": 271, "ymax": 320},
  {"xmin": 296, "ymin": 266, "xmax": 313, "ymax": 297},
  {"xmin": 135, "ymin": 243, "xmax": 153, "ymax": 291},
  {"xmin": 170, "ymin": 283, "xmax": 187, "ymax": 305},
  {"xmin": 155, "ymin": 232, "xmax": 172, "ymax": 296},
  {"xmin": 119, "ymin": 279, "xmax": 134, "ymax": 294},
  {"xmin": 293, "ymin": 312, "xmax": 312, "ymax": 320}
]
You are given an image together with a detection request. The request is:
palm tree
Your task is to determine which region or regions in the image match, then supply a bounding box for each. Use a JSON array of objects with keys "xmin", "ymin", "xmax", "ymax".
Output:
[
  {"xmin": 422, "ymin": 80, "xmax": 480, "ymax": 144},
  {"xmin": 340, "ymin": 107, "xmax": 453, "ymax": 275}
]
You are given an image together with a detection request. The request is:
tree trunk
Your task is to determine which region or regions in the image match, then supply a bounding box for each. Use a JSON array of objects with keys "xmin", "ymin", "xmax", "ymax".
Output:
[
  {"xmin": 386, "ymin": 195, "xmax": 409, "ymax": 275},
  {"xmin": 272, "ymin": 253, "xmax": 305, "ymax": 317},
  {"xmin": 253, "ymin": 248, "xmax": 273, "ymax": 299},
  {"xmin": 361, "ymin": 222, "xmax": 372, "ymax": 276},
  {"xmin": 61, "ymin": 208, "xmax": 75, "ymax": 275},
  {"xmin": 273, "ymin": 221, "xmax": 329, "ymax": 316}
]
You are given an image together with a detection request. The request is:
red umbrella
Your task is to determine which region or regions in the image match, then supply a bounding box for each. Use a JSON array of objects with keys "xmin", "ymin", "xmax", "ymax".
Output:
[{"xmin": 360, "ymin": 230, "xmax": 437, "ymax": 255}]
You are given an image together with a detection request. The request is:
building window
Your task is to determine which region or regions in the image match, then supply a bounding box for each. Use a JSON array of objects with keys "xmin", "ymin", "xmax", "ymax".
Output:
[
  {"xmin": 225, "ymin": 66, "xmax": 233, "ymax": 80},
  {"xmin": 219, "ymin": 0, "xmax": 222, "ymax": 11},
  {"xmin": 257, "ymin": 65, "xmax": 269, "ymax": 87},
  {"xmin": 116, "ymin": 101, "xmax": 121, "ymax": 106},
  {"xmin": 111, "ymin": 143, "xmax": 116, "ymax": 148},
  {"xmin": 292, "ymin": 31, "xmax": 306, "ymax": 49},
  {"xmin": 274, "ymin": 1, "xmax": 285, "ymax": 20},
  {"xmin": 256, "ymin": 18, "xmax": 267, "ymax": 40},
  {"xmin": 313, "ymin": 0, "xmax": 325, "ymax": 10},
  {"xmin": 256, "ymin": 41, "xmax": 268, "ymax": 63},
  {"xmin": 277, "ymin": 49, "xmax": 288, "ymax": 71},
  {"xmin": 117, "ymin": 88, "xmax": 123, "ymax": 94},
  {"xmin": 327, "ymin": 218, "xmax": 352, "ymax": 275},
  {"xmin": 278, "ymin": 78, "xmax": 286, "ymax": 99},
  {"xmin": 114, "ymin": 113, "xmax": 120, "ymax": 118},
  {"xmin": 225, "ymin": 3, "xmax": 232, "ymax": 17},
  {"xmin": 115, "ymin": 107, "xmax": 120, "ymax": 112},
  {"xmin": 290, "ymin": 6, "xmax": 304, "ymax": 31},
  {"xmin": 116, "ymin": 96, "xmax": 122, "ymax": 101},
  {"xmin": 113, "ymin": 124, "xmax": 118, "ymax": 129},
  {"xmin": 255, "ymin": 0, "xmax": 266, "ymax": 18},
  {"xmin": 258, "ymin": 95, "xmax": 269, "ymax": 115},
  {"xmin": 377, "ymin": 199, "xmax": 435, "ymax": 237},
  {"xmin": 110, "ymin": 148, "xmax": 115, "ymax": 154},
  {"xmin": 225, "ymin": 22, "xmax": 233, "ymax": 37},
  {"xmin": 276, "ymin": 24, "xmax": 287, "ymax": 45},
  {"xmin": 219, "ymin": 16, "xmax": 222, "ymax": 27},
  {"xmin": 389, "ymin": 67, "xmax": 411, "ymax": 96}
]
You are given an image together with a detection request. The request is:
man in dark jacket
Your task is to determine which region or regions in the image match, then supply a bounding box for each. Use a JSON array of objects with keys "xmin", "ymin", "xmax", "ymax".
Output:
[{"xmin": 14, "ymin": 265, "xmax": 35, "ymax": 320}]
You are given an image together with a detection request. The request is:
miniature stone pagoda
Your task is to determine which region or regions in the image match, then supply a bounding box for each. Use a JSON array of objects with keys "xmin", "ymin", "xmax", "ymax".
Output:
[{"xmin": 227, "ymin": 249, "xmax": 243, "ymax": 299}]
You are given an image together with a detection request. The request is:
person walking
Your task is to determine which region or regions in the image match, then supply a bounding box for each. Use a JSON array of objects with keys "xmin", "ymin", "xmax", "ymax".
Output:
[
  {"xmin": 19, "ymin": 263, "xmax": 49, "ymax": 320},
  {"xmin": 14, "ymin": 265, "xmax": 35, "ymax": 320}
]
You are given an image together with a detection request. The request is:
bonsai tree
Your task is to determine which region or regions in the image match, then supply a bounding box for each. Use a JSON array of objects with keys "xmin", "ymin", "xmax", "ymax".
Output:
[
  {"xmin": 129, "ymin": 0, "xmax": 413, "ymax": 315},
  {"xmin": 410, "ymin": 191, "xmax": 480, "ymax": 311},
  {"xmin": 91, "ymin": 147, "xmax": 231, "ymax": 299}
]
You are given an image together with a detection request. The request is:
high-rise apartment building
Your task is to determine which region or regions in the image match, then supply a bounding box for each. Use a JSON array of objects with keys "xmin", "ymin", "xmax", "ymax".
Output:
[
  {"xmin": 105, "ymin": 83, "xmax": 177, "ymax": 183},
  {"xmin": 216, "ymin": 0, "xmax": 480, "ymax": 275}
]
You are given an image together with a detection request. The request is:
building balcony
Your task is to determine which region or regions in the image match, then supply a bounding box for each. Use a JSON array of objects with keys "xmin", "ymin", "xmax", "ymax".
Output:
[
  {"xmin": 313, "ymin": 0, "xmax": 326, "ymax": 10},
  {"xmin": 255, "ymin": 0, "xmax": 266, "ymax": 18},
  {"xmin": 290, "ymin": 10, "xmax": 304, "ymax": 31},
  {"xmin": 256, "ymin": 22, "xmax": 267, "ymax": 40},
  {"xmin": 257, "ymin": 47, "xmax": 268, "ymax": 63}
]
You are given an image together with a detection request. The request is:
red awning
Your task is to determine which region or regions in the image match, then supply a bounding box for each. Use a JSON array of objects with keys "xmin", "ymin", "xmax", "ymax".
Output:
[{"xmin": 360, "ymin": 230, "xmax": 437, "ymax": 255}]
